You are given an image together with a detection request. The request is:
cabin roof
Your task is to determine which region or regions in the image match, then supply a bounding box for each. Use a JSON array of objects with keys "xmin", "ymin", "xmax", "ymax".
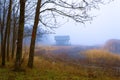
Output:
[{"xmin": 54, "ymin": 36, "xmax": 70, "ymax": 41}]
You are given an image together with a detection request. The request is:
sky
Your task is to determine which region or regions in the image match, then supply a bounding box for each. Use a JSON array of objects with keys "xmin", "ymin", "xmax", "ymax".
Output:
[{"xmin": 48, "ymin": 0, "xmax": 120, "ymax": 46}]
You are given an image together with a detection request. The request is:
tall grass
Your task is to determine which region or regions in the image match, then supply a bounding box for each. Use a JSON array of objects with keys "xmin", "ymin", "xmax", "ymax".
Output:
[
  {"xmin": 0, "ymin": 46, "xmax": 120, "ymax": 80},
  {"xmin": 81, "ymin": 49, "xmax": 120, "ymax": 67}
]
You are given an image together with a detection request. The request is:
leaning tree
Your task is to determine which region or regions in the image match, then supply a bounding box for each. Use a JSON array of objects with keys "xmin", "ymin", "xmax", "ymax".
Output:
[{"xmin": 27, "ymin": 0, "xmax": 112, "ymax": 68}]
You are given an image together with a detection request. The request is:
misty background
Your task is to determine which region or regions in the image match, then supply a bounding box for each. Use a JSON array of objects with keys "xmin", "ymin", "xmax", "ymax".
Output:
[{"xmin": 42, "ymin": 0, "xmax": 120, "ymax": 46}]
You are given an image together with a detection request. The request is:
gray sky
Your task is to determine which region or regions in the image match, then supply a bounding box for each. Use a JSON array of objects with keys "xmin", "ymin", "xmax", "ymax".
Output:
[{"xmin": 50, "ymin": 0, "xmax": 120, "ymax": 45}]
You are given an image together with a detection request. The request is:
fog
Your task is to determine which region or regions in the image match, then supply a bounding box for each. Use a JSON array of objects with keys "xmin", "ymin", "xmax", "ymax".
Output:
[{"xmin": 46, "ymin": 0, "xmax": 120, "ymax": 46}]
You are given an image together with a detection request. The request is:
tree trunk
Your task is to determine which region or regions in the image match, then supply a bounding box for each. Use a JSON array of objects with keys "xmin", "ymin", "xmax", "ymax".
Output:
[
  {"xmin": 0, "ymin": 0, "xmax": 2, "ymax": 56},
  {"xmin": 27, "ymin": 0, "xmax": 41, "ymax": 68},
  {"xmin": 6, "ymin": 0, "xmax": 12, "ymax": 61},
  {"xmin": 14, "ymin": 0, "xmax": 25, "ymax": 70},
  {"xmin": 11, "ymin": 6, "xmax": 18, "ymax": 59},
  {"xmin": 6, "ymin": 23, "xmax": 11, "ymax": 61},
  {"xmin": 1, "ymin": 0, "xmax": 6, "ymax": 60},
  {"xmin": 11, "ymin": 20, "xmax": 17, "ymax": 59},
  {"xmin": 2, "ymin": 0, "xmax": 12, "ymax": 66}
]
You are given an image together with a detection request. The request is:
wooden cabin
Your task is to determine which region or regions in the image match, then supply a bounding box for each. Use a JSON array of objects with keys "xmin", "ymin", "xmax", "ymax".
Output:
[{"xmin": 54, "ymin": 35, "xmax": 70, "ymax": 46}]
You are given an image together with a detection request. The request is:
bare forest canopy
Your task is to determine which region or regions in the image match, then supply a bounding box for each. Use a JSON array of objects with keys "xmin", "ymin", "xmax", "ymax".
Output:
[{"xmin": 0, "ymin": 0, "xmax": 113, "ymax": 70}]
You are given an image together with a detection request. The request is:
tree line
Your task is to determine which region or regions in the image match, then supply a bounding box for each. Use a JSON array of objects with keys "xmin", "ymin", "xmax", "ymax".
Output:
[{"xmin": 0, "ymin": 0, "xmax": 111, "ymax": 71}]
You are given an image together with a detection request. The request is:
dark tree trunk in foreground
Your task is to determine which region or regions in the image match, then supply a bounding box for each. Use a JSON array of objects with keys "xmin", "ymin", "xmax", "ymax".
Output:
[
  {"xmin": 6, "ymin": 0, "xmax": 12, "ymax": 61},
  {"xmin": 28, "ymin": 0, "xmax": 41, "ymax": 68},
  {"xmin": 1, "ymin": 0, "xmax": 6, "ymax": 63},
  {"xmin": 14, "ymin": 0, "xmax": 25, "ymax": 70},
  {"xmin": 0, "ymin": 0, "xmax": 2, "ymax": 56},
  {"xmin": 2, "ymin": 0, "xmax": 12, "ymax": 66}
]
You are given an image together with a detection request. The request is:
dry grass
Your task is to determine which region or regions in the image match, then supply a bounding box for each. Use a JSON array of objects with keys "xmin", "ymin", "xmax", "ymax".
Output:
[
  {"xmin": 81, "ymin": 49, "xmax": 120, "ymax": 67},
  {"xmin": 35, "ymin": 45, "xmax": 73, "ymax": 51},
  {"xmin": 0, "ymin": 56, "xmax": 120, "ymax": 80},
  {"xmin": 82, "ymin": 49, "xmax": 120, "ymax": 59},
  {"xmin": 0, "ymin": 46, "xmax": 120, "ymax": 80}
]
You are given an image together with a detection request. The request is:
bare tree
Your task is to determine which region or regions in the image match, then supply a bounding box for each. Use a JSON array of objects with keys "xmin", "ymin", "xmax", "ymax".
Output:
[
  {"xmin": 27, "ymin": 0, "xmax": 112, "ymax": 68},
  {"xmin": 0, "ymin": 0, "xmax": 7, "ymax": 59},
  {"xmin": 6, "ymin": 0, "xmax": 13, "ymax": 61},
  {"xmin": 0, "ymin": 0, "xmax": 2, "ymax": 56},
  {"xmin": 28, "ymin": 0, "xmax": 42, "ymax": 68},
  {"xmin": 2, "ymin": 0, "xmax": 12, "ymax": 66},
  {"xmin": 11, "ymin": 0, "xmax": 19, "ymax": 59},
  {"xmin": 14, "ymin": 0, "xmax": 25, "ymax": 70},
  {"xmin": 0, "ymin": 0, "xmax": 112, "ymax": 68}
]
